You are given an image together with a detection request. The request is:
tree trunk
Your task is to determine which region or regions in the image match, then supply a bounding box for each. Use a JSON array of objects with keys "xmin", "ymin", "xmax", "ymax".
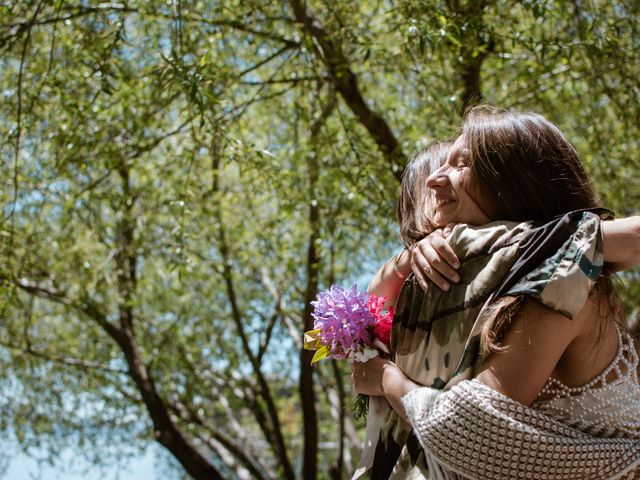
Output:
[
  {"xmin": 460, "ymin": 54, "xmax": 486, "ymax": 114},
  {"xmin": 299, "ymin": 94, "xmax": 336, "ymax": 480},
  {"xmin": 114, "ymin": 163, "xmax": 223, "ymax": 480},
  {"xmin": 211, "ymin": 151, "xmax": 297, "ymax": 480}
]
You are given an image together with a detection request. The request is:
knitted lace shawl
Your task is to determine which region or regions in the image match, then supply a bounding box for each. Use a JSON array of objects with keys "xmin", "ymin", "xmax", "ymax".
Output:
[{"xmin": 401, "ymin": 379, "xmax": 640, "ymax": 480}]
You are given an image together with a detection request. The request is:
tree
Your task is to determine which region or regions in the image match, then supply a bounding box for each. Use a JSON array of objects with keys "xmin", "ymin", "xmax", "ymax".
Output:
[{"xmin": 1, "ymin": 1, "xmax": 638, "ymax": 479}]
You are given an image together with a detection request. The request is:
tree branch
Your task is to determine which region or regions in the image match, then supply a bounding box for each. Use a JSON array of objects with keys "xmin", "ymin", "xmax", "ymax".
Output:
[
  {"xmin": 238, "ymin": 43, "xmax": 298, "ymax": 78},
  {"xmin": 0, "ymin": 339, "xmax": 127, "ymax": 374},
  {"xmin": 111, "ymin": 161, "xmax": 224, "ymax": 479},
  {"xmin": 257, "ymin": 308, "xmax": 281, "ymax": 364},
  {"xmin": 8, "ymin": 271, "xmax": 223, "ymax": 479},
  {"xmin": 9, "ymin": 275, "xmax": 123, "ymax": 341},
  {"xmin": 297, "ymin": 89, "xmax": 337, "ymax": 480},
  {"xmin": 240, "ymin": 74, "xmax": 322, "ymax": 85},
  {"xmin": 1, "ymin": 5, "xmax": 300, "ymax": 50},
  {"xmin": 211, "ymin": 151, "xmax": 296, "ymax": 480},
  {"xmin": 256, "ymin": 266, "xmax": 284, "ymax": 363},
  {"xmin": 287, "ymin": 0, "xmax": 406, "ymax": 180},
  {"xmin": 168, "ymin": 398, "xmax": 272, "ymax": 480},
  {"xmin": 4, "ymin": 0, "xmax": 45, "ymax": 228}
]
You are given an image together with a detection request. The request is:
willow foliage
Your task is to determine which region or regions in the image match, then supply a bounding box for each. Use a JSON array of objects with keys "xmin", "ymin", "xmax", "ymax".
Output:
[{"xmin": 0, "ymin": 1, "xmax": 638, "ymax": 478}]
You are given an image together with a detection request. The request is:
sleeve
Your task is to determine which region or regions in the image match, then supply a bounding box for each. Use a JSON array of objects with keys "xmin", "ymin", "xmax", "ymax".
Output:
[
  {"xmin": 493, "ymin": 209, "xmax": 609, "ymax": 319},
  {"xmin": 400, "ymin": 380, "xmax": 640, "ymax": 480}
]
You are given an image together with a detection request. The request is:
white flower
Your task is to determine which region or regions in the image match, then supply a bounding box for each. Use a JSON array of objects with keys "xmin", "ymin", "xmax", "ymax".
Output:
[{"xmin": 350, "ymin": 348, "xmax": 379, "ymax": 363}]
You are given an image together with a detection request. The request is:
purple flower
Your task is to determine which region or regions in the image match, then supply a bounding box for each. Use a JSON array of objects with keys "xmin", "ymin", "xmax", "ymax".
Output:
[{"xmin": 310, "ymin": 284, "xmax": 377, "ymax": 358}]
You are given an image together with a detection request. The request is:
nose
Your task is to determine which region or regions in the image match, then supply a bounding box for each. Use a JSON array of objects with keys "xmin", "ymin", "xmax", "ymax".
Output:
[{"xmin": 426, "ymin": 164, "xmax": 450, "ymax": 189}]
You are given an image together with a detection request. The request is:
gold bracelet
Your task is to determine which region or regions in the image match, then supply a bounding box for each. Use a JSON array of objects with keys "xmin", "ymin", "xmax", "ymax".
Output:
[{"xmin": 393, "ymin": 250, "xmax": 408, "ymax": 280}]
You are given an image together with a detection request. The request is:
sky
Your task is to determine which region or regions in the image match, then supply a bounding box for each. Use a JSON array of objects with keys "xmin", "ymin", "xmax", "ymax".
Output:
[{"xmin": 5, "ymin": 446, "xmax": 161, "ymax": 480}]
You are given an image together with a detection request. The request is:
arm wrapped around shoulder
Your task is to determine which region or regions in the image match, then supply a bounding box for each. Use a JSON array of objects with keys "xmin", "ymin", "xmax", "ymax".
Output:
[
  {"xmin": 602, "ymin": 216, "xmax": 640, "ymax": 272},
  {"xmin": 401, "ymin": 380, "xmax": 640, "ymax": 480}
]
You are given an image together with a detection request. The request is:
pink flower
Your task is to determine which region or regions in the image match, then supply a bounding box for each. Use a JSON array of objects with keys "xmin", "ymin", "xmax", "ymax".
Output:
[
  {"xmin": 373, "ymin": 306, "xmax": 394, "ymax": 346},
  {"xmin": 367, "ymin": 294, "xmax": 386, "ymax": 319},
  {"xmin": 305, "ymin": 286, "xmax": 396, "ymax": 419}
]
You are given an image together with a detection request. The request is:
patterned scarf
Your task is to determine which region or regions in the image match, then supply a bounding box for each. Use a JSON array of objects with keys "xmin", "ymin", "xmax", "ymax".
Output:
[{"xmin": 352, "ymin": 209, "xmax": 612, "ymax": 479}]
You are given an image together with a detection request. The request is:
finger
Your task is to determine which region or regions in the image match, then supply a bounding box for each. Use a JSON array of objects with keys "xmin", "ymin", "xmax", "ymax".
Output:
[
  {"xmin": 424, "ymin": 265, "xmax": 451, "ymax": 291},
  {"xmin": 413, "ymin": 251, "xmax": 450, "ymax": 291},
  {"xmin": 422, "ymin": 259, "xmax": 451, "ymax": 291},
  {"xmin": 428, "ymin": 252, "xmax": 460, "ymax": 283},
  {"xmin": 349, "ymin": 367, "xmax": 359, "ymax": 385},
  {"xmin": 351, "ymin": 361, "xmax": 366, "ymax": 375},
  {"xmin": 416, "ymin": 237, "xmax": 459, "ymax": 283},
  {"xmin": 413, "ymin": 243, "xmax": 453, "ymax": 289},
  {"xmin": 410, "ymin": 255, "xmax": 429, "ymax": 292},
  {"xmin": 430, "ymin": 234, "xmax": 460, "ymax": 271}
]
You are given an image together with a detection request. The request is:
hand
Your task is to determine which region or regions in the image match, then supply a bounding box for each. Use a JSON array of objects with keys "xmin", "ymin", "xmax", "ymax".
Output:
[
  {"xmin": 350, "ymin": 358, "xmax": 418, "ymax": 420},
  {"xmin": 350, "ymin": 356, "xmax": 387, "ymax": 397},
  {"xmin": 410, "ymin": 227, "xmax": 460, "ymax": 291}
]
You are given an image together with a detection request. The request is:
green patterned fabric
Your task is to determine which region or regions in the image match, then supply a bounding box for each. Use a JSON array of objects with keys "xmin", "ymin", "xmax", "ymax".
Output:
[{"xmin": 352, "ymin": 210, "xmax": 609, "ymax": 480}]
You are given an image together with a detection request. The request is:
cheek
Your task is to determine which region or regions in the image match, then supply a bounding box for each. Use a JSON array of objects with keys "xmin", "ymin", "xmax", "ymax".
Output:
[
  {"xmin": 472, "ymin": 181, "xmax": 502, "ymax": 221},
  {"xmin": 459, "ymin": 169, "xmax": 476, "ymax": 193},
  {"xmin": 454, "ymin": 178, "xmax": 491, "ymax": 224},
  {"xmin": 461, "ymin": 172, "xmax": 488, "ymax": 211},
  {"xmin": 459, "ymin": 173, "xmax": 479, "ymax": 204}
]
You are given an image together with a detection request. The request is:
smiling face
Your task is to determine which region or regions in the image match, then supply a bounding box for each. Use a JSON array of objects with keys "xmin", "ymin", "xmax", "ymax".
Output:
[
  {"xmin": 425, "ymin": 135, "xmax": 491, "ymax": 227},
  {"xmin": 397, "ymin": 141, "xmax": 453, "ymax": 247}
]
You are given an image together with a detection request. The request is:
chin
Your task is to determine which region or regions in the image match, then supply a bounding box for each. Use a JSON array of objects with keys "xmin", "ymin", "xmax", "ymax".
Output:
[{"xmin": 433, "ymin": 218, "xmax": 449, "ymax": 228}]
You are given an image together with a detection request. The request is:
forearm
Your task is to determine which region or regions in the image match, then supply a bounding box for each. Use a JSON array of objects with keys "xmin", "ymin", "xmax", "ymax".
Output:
[
  {"xmin": 382, "ymin": 373, "xmax": 419, "ymax": 422},
  {"xmin": 367, "ymin": 249, "xmax": 411, "ymax": 308},
  {"xmin": 603, "ymin": 216, "xmax": 640, "ymax": 272}
]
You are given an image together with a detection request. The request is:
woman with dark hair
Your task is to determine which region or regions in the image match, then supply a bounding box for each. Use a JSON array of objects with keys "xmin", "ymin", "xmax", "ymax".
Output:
[
  {"xmin": 366, "ymin": 141, "xmax": 453, "ymax": 306},
  {"xmin": 352, "ymin": 107, "xmax": 640, "ymax": 479}
]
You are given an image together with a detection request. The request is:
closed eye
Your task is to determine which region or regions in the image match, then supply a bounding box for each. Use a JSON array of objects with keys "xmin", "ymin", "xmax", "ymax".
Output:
[{"xmin": 448, "ymin": 156, "xmax": 468, "ymax": 169}]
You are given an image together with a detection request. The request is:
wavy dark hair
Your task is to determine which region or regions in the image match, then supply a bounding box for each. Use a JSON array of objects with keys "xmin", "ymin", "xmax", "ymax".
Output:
[
  {"xmin": 396, "ymin": 141, "xmax": 452, "ymax": 248},
  {"xmin": 463, "ymin": 106, "xmax": 598, "ymax": 222}
]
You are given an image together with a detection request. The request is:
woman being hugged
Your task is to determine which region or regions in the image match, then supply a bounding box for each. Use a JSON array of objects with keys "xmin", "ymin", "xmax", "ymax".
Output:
[{"xmin": 352, "ymin": 106, "xmax": 640, "ymax": 480}]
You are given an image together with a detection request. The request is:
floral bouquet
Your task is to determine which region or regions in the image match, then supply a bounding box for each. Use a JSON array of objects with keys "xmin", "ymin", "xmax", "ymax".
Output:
[{"xmin": 303, "ymin": 284, "xmax": 394, "ymax": 419}]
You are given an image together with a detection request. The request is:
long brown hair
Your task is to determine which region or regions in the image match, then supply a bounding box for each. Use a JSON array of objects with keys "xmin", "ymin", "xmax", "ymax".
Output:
[
  {"xmin": 463, "ymin": 106, "xmax": 598, "ymax": 221},
  {"xmin": 396, "ymin": 141, "xmax": 452, "ymax": 248},
  {"xmin": 460, "ymin": 106, "xmax": 619, "ymax": 354}
]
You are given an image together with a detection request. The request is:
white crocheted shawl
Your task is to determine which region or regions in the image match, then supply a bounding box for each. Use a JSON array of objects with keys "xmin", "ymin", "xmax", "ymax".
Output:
[{"xmin": 402, "ymin": 379, "xmax": 640, "ymax": 480}]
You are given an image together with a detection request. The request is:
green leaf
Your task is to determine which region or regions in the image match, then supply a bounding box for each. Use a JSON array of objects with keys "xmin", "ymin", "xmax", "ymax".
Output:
[{"xmin": 311, "ymin": 346, "xmax": 330, "ymax": 365}]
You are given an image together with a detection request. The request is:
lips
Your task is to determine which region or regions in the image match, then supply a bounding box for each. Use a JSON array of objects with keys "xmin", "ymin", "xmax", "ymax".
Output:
[{"xmin": 435, "ymin": 196, "xmax": 455, "ymax": 208}]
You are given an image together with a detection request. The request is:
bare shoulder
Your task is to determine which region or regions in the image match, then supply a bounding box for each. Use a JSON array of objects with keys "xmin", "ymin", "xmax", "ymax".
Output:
[{"xmin": 475, "ymin": 297, "xmax": 580, "ymax": 406}]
